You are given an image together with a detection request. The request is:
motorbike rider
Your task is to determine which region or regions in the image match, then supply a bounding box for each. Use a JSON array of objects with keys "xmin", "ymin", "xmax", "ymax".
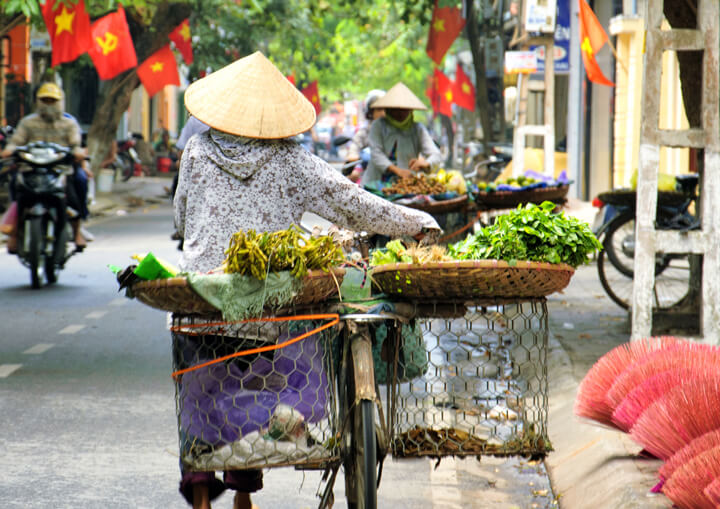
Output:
[
  {"xmin": 344, "ymin": 89, "xmax": 385, "ymax": 182},
  {"xmin": 0, "ymin": 82, "xmax": 87, "ymax": 253},
  {"xmin": 361, "ymin": 82, "xmax": 443, "ymax": 186}
]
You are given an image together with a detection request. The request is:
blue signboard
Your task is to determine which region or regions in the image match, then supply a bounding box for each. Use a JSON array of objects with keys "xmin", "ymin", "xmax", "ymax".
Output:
[{"xmin": 531, "ymin": 0, "xmax": 570, "ymax": 74}]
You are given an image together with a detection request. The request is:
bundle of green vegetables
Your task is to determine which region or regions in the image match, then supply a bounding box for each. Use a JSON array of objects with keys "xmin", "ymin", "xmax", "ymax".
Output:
[
  {"xmin": 370, "ymin": 239, "xmax": 452, "ymax": 266},
  {"xmin": 223, "ymin": 225, "xmax": 344, "ymax": 279},
  {"xmin": 448, "ymin": 201, "xmax": 602, "ymax": 267}
]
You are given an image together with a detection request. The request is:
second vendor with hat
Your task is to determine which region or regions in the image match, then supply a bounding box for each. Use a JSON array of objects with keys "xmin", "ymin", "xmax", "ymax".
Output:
[{"xmin": 361, "ymin": 82, "xmax": 443, "ymax": 186}]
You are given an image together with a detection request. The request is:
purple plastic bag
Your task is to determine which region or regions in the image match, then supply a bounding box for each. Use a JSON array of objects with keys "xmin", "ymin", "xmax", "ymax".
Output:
[{"xmin": 177, "ymin": 330, "xmax": 330, "ymax": 446}]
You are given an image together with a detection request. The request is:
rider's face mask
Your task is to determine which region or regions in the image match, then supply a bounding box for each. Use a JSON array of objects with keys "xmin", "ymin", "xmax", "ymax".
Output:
[{"xmin": 37, "ymin": 98, "xmax": 62, "ymax": 122}]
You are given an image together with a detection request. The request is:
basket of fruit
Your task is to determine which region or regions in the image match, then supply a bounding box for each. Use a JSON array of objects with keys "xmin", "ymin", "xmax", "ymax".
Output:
[
  {"xmin": 377, "ymin": 170, "xmax": 470, "ymax": 214},
  {"xmin": 129, "ymin": 226, "xmax": 346, "ymax": 317},
  {"xmin": 474, "ymin": 175, "xmax": 569, "ymax": 210},
  {"xmin": 370, "ymin": 202, "xmax": 601, "ymax": 300}
]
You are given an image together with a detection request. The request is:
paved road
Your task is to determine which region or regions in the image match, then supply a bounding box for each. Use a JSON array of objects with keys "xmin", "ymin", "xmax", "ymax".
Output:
[{"xmin": 0, "ymin": 185, "xmax": 556, "ymax": 508}]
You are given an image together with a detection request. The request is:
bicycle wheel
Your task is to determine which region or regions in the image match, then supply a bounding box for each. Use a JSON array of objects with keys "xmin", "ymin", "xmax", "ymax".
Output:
[
  {"xmin": 341, "ymin": 328, "xmax": 378, "ymax": 509},
  {"xmin": 598, "ymin": 213, "xmax": 691, "ymax": 310}
]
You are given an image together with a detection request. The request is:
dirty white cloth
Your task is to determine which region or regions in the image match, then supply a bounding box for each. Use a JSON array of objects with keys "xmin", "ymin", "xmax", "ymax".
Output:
[{"xmin": 174, "ymin": 129, "xmax": 440, "ymax": 272}]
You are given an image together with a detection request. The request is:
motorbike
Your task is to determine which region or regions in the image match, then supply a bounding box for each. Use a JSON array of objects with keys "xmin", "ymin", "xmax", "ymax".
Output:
[
  {"xmin": 115, "ymin": 137, "xmax": 143, "ymax": 181},
  {"xmin": 6, "ymin": 142, "xmax": 83, "ymax": 288},
  {"xmin": 0, "ymin": 126, "xmax": 14, "ymax": 212},
  {"xmin": 471, "ymin": 142, "xmax": 512, "ymax": 182}
]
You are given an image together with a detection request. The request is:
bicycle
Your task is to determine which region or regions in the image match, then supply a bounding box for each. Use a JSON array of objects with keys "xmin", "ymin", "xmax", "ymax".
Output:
[{"xmin": 594, "ymin": 174, "xmax": 699, "ymax": 310}]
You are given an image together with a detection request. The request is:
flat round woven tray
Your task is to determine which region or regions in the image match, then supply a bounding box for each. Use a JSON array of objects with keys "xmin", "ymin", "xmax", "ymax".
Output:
[
  {"xmin": 371, "ymin": 260, "xmax": 574, "ymax": 300},
  {"xmin": 597, "ymin": 189, "xmax": 687, "ymax": 207},
  {"xmin": 402, "ymin": 194, "xmax": 469, "ymax": 214},
  {"xmin": 131, "ymin": 268, "xmax": 345, "ymax": 315},
  {"xmin": 474, "ymin": 185, "xmax": 569, "ymax": 209}
]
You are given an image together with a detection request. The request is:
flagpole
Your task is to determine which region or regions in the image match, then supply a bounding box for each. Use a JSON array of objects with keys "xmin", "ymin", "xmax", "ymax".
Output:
[{"xmin": 606, "ymin": 39, "xmax": 629, "ymax": 74}]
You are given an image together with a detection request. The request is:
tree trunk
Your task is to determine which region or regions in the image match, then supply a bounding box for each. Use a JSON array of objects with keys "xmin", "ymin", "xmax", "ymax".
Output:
[
  {"xmin": 465, "ymin": 1, "xmax": 493, "ymax": 155},
  {"xmin": 87, "ymin": 3, "xmax": 191, "ymax": 173}
]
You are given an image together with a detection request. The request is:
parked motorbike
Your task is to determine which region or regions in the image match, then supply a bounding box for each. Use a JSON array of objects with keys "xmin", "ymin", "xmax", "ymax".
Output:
[
  {"xmin": 7, "ymin": 142, "xmax": 83, "ymax": 288},
  {"xmin": 115, "ymin": 137, "xmax": 142, "ymax": 181},
  {"xmin": 472, "ymin": 142, "xmax": 512, "ymax": 182}
]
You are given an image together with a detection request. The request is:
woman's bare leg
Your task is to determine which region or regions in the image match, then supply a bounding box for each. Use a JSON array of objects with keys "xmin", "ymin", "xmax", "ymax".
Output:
[{"xmin": 192, "ymin": 484, "xmax": 211, "ymax": 509}]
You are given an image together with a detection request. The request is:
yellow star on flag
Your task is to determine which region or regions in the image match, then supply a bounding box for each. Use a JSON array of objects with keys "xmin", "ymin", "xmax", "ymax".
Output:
[
  {"xmin": 461, "ymin": 83, "xmax": 471, "ymax": 94},
  {"xmin": 433, "ymin": 18, "xmax": 446, "ymax": 32},
  {"xmin": 313, "ymin": 95, "xmax": 318, "ymax": 103},
  {"xmin": 445, "ymin": 90, "xmax": 453, "ymax": 102},
  {"xmin": 581, "ymin": 37, "xmax": 593, "ymax": 57},
  {"xmin": 151, "ymin": 61, "xmax": 164, "ymax": 72},
  {"xmin": 55, "ymin": 6, "xmax": 75, "ymax": 36},
  {"xmin": 179, "ymin": 24, "xmax": 191, "ymax": 41}
]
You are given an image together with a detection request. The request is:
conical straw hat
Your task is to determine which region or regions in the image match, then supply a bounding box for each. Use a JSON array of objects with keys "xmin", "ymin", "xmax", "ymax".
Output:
[
  {"xmin": 184, "ymin": 51, "xmax": 316, "ymax": 139},
  {"xmin": 372, "ymin": 82, "xmax": 427, "ymax": 110}
]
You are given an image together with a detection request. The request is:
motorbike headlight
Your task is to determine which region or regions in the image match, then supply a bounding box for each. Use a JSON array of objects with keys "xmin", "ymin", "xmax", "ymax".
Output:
[{"xmin": 19, "ymin": 149, "xmax": 65, "ymax": 165}]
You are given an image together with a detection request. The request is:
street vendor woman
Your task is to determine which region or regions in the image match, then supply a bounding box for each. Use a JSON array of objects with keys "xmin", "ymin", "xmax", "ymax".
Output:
[
  {"xmin": 174, "ymin": 51, "xmax": 441, "ymax": 509},
  {"xmin": 361, "ymin": 81, "xmax": 443, "ymax": 186}
]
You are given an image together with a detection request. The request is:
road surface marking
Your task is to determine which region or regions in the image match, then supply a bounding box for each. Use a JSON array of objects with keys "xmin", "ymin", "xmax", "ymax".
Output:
[
  {"xmin": 0, "ymin": 364, "xmax": 22, "ymax": 378},
  {"xmin": 109, "ymin": 298, "xmax": 127, "ymax": 306},
  {"xmin": 59, "ymin": 324, "xmax": 85, "ymax": 335},
  {"xmin": 86, "ymin": 311, "xmax": 107, "ymax": 319},
  {"xmin": 23, "ymin": 343, "xmax": 54, "ymax": 355},
  {"xmin": 430, "ymin": 459, "xmax": 463, "ymax": 509}
]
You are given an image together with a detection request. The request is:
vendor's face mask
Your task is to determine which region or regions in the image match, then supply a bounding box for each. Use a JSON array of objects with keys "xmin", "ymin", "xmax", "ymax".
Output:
[
  {"xmin": 37, "ymin": 100, "xmax": 62, "ymax": 122},
  {"xmin": 385, "ymin": 109, "xmax": 414, "ymax": 130}
]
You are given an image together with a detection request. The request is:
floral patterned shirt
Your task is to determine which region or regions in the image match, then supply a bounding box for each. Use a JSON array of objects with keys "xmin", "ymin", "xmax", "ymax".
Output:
[{"xmin": 174, "ymin": 129, "xmax": 440, "ymax": 272}]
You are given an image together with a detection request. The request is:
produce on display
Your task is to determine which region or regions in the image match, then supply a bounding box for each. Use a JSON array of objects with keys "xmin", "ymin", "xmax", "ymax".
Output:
[
  {"xmin": 223, "ymin": 225, "xmax": 344, "ymax": 279},
  {"xmin": 370, "ymin": 239, "xmax": 452, "ymax": 266},
  {"xmin": 434, "ymin": 169, "xmax": 467, "ymax": 194},
  {"xmin": 382, "ymin": 173, "xmax": 447, "ymax": 195},
  {"xmin": 447, "ymin": 201, "xmax": 602, "ymax": 267}
]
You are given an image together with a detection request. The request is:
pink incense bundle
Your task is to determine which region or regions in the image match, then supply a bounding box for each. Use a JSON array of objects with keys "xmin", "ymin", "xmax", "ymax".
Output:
[
  {"xmin": 703, "ymin": 478, "xmax": 720, "ymax": 506},
  {"xmin": 605, "ymin": 342, "xmax": 718, "ymax": 426},
  {"xmin": 663, "ymin": 445, "xmax": 720, "ymax": 509},
  {"xmin": 611, "ymin": 363, "xmax": 720, "ymax": 432},
  {"xmin": 574, "ymin": 336, "xmax": 679, "ymax": 428},
  {"xmin": 659, "ymin": 429, "xmax": 720, "ymax": 485},
  {"xmin": 630, "ymin": 376, "xmax": 720, "ymax": 460}
]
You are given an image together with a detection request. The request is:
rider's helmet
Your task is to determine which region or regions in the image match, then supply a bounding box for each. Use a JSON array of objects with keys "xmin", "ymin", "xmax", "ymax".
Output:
[
  {"xmin": 364, "ymin": 89, "xmax": 385, "ymax": 120},
  {"xmin": 36, "ymin": 82, "xmax": 64, "ymax": 101}
]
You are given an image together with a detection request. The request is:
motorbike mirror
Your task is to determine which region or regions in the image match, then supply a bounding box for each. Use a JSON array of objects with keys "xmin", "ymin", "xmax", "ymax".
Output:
[{"xmin": 332, "ymin": 135, "xmax": 351, "ymax": 147}]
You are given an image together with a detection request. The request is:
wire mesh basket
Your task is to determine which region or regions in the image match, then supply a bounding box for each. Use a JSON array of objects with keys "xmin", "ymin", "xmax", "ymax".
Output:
[
  {"xmin": 171, "ymin": 314, "xmax": 341, "ymax": 472},
  {"xmin": 387, "ymin": 299, "xmax": 551, "ymax": 458}
]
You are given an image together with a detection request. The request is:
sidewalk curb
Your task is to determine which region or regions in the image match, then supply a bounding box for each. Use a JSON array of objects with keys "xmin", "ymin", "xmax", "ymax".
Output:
[{"xmin": 544, "ymin": 331, "xmax": 671, "ymax": 508}]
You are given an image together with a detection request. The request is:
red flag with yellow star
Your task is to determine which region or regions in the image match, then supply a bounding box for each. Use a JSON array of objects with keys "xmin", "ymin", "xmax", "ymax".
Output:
[
  {"xmin": 426, "ymin": 69, "xmax": 453, "ymax": 117},
  {"xmin": 87, "ymin": 6, "xmax": 138, "ymax": 80},
  {"xmin": 426, "ymin": 0, "xmax": 466, "ymax": 66},
  {"xmin": 578, "ymin": 0, "xmax": 614, "ymax": 86},
  {"xmin": 137, "ymin": 45, "xmax": 180, "ymax": 97},
  {"xmin": 453, "ymin": 63, "xmax": 475, "ymax": 111},
  {"xmin": 169, "ymin": 19, "xmax": 193, "ymax": 65},
  {"xmin": 301, "ymin": 81, "xmax": 322, "ymax": 115},
  {"xmin": 41, "ymin": 0, "xmax": 92, "ymax": 67}
]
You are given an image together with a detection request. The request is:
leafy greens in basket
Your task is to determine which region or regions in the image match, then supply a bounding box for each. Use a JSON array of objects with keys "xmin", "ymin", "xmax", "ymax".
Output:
[{"xmin": 448, "ymin": 201, "xmax": 602, "ymax": 268}]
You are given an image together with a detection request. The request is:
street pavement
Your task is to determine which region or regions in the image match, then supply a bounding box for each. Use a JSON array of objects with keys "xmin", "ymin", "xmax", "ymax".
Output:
[{"xmin": 0, "ymin": 175, "xmax": 674, "ymax": 508}]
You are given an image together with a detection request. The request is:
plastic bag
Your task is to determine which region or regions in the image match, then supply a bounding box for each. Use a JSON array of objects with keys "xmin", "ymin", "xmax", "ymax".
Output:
[{"xmin": 176, "ymin": 329, "xmax": 330, "ymax": 447}]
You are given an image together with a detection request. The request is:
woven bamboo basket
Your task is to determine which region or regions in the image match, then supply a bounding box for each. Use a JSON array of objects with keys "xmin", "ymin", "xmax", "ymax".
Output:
[
  {"xmin": 475, "ymin": 185, "xmax": 569, "ymax": 209},
  {"xmin": 131, "ymin": 268, "xmax": 346, "ymax": 315},
  {"xmin": 371, "ymin": 260, "xmax": 574, "ymax": 300},
  {"xmin": 403, "ymin": 194, "xmax": 469, "ymax": 214}
]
